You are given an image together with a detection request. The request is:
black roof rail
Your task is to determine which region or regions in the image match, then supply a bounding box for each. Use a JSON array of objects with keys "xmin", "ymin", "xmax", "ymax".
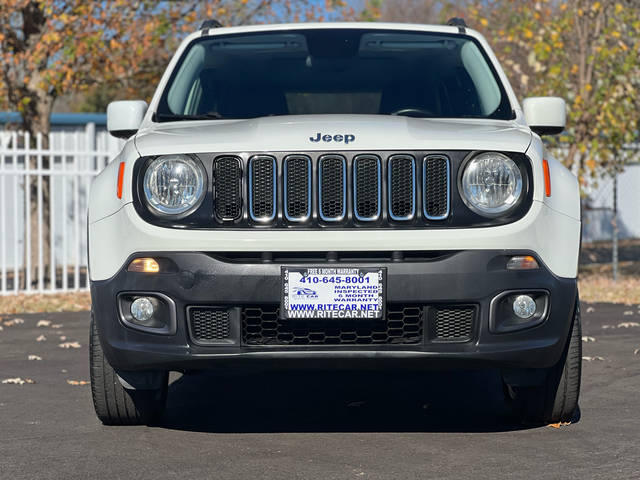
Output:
[
  {"xmin": 446, "ymin": 17, "xmax": 467, "ymax": 34},
  {"xmin": 200, "ymin": 19, "xmax": 223, "ymax": 31}
]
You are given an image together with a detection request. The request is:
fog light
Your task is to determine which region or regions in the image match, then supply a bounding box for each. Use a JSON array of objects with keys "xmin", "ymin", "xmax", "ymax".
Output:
[
  {"xmin": 512, "ymin": 295, "xmax": 536, "ymax": 319},
  {"xmin": 130, "ymin": 297, "xmax": 155, "ymax": 323}
]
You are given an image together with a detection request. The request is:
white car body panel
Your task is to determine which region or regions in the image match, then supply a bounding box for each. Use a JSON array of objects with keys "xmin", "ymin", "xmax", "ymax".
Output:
[
  {"xmin": 522, "ymin": 97, "xmax": 566, "ymax": 132},
  {"xmin": 89, "ymin": 199, "xmax": 579, "ymax": 281},
  {"xmin": 133, "ymin": 115, "xmax": 532, "ymax": 160},
  {"xmin": 88, "ymin": 22, "xmax": 581, "ymax": 282},
  {"xmin": 107, "ymin": 100, "xmax": 148, "ymax": 135},
  {"xmin": 88, "ymin": 140, "xmax": 138, "ymax": 224}
]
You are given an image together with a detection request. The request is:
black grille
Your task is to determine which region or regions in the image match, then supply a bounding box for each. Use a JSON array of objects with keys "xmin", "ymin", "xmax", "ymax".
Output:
[
  {"xmin": 250, "ymin": 156, "xmax": 275, "ymax": 220},
  {"xmin": 188, "ymin": 307, "xmax": 231, "ymax": 343},
  {"xmin": 284, "ymin": 156, "xmax": 311, "ymax": 220},
  {"xmin": 242, "ymin": 304, "xmax": 423, "ymax": 345},
  {"xmin": 388, "ymin": 156, "xmax": 415, "ymax": 220},
  {"xmin": 190, "ymin": 151, "xmax": 463, "ymax": 228},
  {"xmin": 319, "ymin": 156, "xmax": 345, "ymax": 220},
  {"xmin": 354, "ymin": 156, "xmax": 381, "ymax": 220},
  {"xmin": 423, "ymin": 156, "xmax": 449, "ymax": 220},
  {"xmin": 213, "ymin": 157, "xmax": 242, "ymax": 221},
  {"xmin": 431, "ymin": 307, "xmax": 475, "ymax": 341}
]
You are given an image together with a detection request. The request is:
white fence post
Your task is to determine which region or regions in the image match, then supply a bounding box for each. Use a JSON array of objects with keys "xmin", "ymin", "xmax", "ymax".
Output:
[{"xmin": 0, "ymin": 129, "xmax": 121, "ymax": 295}]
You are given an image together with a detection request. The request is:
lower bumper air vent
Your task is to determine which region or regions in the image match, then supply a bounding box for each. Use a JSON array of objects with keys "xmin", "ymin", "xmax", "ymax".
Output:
[
  {"xmin": 241, "ymin": 304, "xmax": 423, "ymax": 346},
  {"xmin": 429, "ymin": 306, "xmax": 475, "ymax": 342},
  {"xmin": 188, "ymin": 307, "xmax": 234, "ymax": 345}
]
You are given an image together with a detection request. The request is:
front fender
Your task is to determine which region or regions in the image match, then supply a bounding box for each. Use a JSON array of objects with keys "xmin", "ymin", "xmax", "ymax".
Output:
[{"xmin": 88, "ymin": 139, "xmax": 138, "ymax": 224}]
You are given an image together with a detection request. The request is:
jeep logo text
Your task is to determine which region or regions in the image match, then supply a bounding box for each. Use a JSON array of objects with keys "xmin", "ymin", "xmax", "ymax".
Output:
[{"xmin": 309, "ymin": 132, "xmax": 356, "ymax": 144}]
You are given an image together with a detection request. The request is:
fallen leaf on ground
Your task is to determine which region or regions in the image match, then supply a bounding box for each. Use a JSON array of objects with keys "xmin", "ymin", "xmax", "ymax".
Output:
[
  {"xmin": 13, "ymin": 318, "xmax": 24, "ymax": 324},
  {"xmin": 58, "ymin": 341, "xmax": 81, "ymax": 349},
  {"xmin": 36, "ymin": 320, "xmax": 51, "ymax": 327},
  {"xmin": 617, "ymin": 322, "xmax": 640, "ymax": 328},
  {"xmin": 586, "ymin": 306, "xmax": 595, "ymax": 313},
  {"xmin": 583, "ymin": 356, "xmax": 605, "ymax": 362},
  {"xmin": 3, "ymin": 320, "xmax": 17, "ymax": 327},
  {"xmin": 50, "ymin": 324, "xmax": 63, "ymax": 329},
  {"xmin": 634, "ymin": 349, "xmax": 639, "ymax": 355},
  {"xmin": 28, "ymin": 355, "xmax": 42, "ymax": 361},
  {"xmin": 36, "ymin": 335, "xmax": 46, "ymax": 342},
  {"xmin": 0, "ymin": 292, "xmax": 91, "ymax": 314},
  {"xmin": 548, "ymin": 422, "xmax": 571, "ymax": 428},
  {"xmin": 582, "ymin": 336, "xmax": 596, "ymax": 342},
  {"xmin": 59, "ymin": 336, "xmax": 67, "ymax": 341},
  {"xmin": 66, "ymin": 380, "xmax": 89, "ymax": 386},
  {"xmin": 2, "ymin": 377, "xmax": 35, "ymax": 385}
]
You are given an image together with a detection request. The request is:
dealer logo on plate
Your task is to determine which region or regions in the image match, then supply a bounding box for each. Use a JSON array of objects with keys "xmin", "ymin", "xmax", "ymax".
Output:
[{"xmin": 293, "ymin": 287, "xmax": 318, "ymax": 299}]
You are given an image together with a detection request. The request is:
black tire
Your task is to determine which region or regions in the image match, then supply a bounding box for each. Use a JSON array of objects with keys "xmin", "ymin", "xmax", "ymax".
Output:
[
  {"xmin": 90, "ymin": 317, "xmax": 168, "ymax": 425},
  {"xmin": 505, "ymin": 299, "xmax": 582, "ymax": 424}
]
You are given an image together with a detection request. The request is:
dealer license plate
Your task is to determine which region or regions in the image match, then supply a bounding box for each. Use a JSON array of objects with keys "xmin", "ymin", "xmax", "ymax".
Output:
[{"xmin": 281, "ymin": 267, "xmax": 385, "ymax": 320}]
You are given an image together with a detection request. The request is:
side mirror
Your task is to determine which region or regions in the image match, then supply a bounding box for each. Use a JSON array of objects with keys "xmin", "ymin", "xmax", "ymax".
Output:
[
  {"xmin": 522, "ymin": 97, "xmax": 566, "ymax": 136},
  {"xmin": 107, "ymin": 100, "xmax": 148, "ymax": 139}
]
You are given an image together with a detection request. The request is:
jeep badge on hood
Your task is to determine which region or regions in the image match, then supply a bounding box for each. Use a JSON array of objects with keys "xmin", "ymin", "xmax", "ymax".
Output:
[{"xmin": 309, "ymin": 132, "xmax": 356, "ymax": 144}]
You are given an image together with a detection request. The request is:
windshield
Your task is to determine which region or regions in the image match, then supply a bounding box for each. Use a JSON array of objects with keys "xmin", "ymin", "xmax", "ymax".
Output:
[{"xmin": 156, "ymin": 29, "xmax": 513, "ymax": 121}]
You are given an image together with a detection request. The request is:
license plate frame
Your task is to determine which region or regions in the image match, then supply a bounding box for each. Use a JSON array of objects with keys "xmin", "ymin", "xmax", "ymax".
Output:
[{"xmin": 281, "ymin": 266, "xmax": 386, "ymax": 320}]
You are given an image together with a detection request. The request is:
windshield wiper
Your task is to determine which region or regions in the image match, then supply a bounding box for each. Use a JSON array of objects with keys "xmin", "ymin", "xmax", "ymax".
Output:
[{"xmin": 155, "ymin": 112, "xmax": 225, "ymax": 121}]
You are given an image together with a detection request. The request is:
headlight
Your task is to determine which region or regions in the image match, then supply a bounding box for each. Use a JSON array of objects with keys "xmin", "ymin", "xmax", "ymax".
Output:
[
  {"xmin": 143, "ymin": 155, "xmax": 205, "ymax": 216},
  {"xmin": 461, "ymin": 152, "xmax": 523, "ymax": 216}
]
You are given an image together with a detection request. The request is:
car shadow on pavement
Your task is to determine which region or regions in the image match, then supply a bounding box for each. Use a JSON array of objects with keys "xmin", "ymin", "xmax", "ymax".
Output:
[{"xmin": 160, "ymin": 369, "xmax": 545, "ymax": 433}]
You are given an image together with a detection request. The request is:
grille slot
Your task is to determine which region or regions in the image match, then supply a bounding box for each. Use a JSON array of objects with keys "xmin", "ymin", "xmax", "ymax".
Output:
[
  {"xmin": 188, "ymin": 307, "xmax": 231, "ymax": 344},
  {"xmin": 423, "ymin": 156, "xmax": 450, "ymax": 220},
  {"xmin": 430, "ymin": 306, "xmax": 475, "ymax": 342},
  {"xmin": 353, "ymin": 156, "xmax": 381, "ymax": 221},
  {"xmin": 249, "ymin": 156, "xmax": 276, "ymax": 221},
  {"xmin": 388, "ymin": 155, "xmax": 416, "ymax": 220},
  {"xmin": 318, "ymin": 156, "xmax": 346, "ymax": 221},
  {"xmin": 284, "ymin": 156, "xmax": 311, "ymax": 221},
  {"xmin": 242, "ymin": 304, "xmax": 423, "ymax": 345},
  {"xmin": 213, "ymin": 156, "xmax": 242, "ymax": 221}
]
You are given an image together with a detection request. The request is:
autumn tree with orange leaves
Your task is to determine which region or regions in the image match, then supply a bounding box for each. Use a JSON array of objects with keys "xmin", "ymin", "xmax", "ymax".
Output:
[
  {"xmin": 467, "ymin": 0, "xmax": 640, "ymax": 181},
  {"xmin": 0, "ymin": 0, "xmax": 351, "ymax": 287},
  {"xmin": 0, "ymin": 0, "xmax": 351, "ymax": 138},
  {"xmin": 362, "ymin": 0, "xmax": 640, "ymax": 183}
]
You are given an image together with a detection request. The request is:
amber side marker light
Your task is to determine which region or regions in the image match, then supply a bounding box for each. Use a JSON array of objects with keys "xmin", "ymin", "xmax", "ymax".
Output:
[
  {"xmin": 542, "ymin": 159, "xmax": 551, "ymax": 197},
  {"xmin": 506, "ymin": 255, "xmax": 539, "ymax": 270},
  {"xmin": 117, "ymin": 162, "xmax": 125, "ymax": 199},
  {"xmin": 128, "ymin": 258, "xmax": 160, "ymax": 273}
]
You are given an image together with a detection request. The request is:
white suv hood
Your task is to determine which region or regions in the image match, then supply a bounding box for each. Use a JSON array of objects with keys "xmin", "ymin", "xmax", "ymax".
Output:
[{"xmin": 134, "ymin": 115, "xmax": 531, "ymax": 156}]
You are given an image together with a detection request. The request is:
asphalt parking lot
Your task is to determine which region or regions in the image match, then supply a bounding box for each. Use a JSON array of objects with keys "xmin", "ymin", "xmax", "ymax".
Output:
[{"xmin": 1, "ymin": 303, "xmax": 640, "ymax": 479}]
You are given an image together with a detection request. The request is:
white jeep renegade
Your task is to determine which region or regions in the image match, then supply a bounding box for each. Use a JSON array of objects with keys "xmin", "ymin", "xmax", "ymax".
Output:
[{"xmin": 89, "ymin": 20, "xmax": 582, "ymax": 425}]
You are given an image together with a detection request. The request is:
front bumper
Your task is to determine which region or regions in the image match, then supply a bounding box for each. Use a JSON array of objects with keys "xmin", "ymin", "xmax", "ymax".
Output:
[{"xmin": 91, "ymin": 249, "xmax": 577, "ymax": 372}]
